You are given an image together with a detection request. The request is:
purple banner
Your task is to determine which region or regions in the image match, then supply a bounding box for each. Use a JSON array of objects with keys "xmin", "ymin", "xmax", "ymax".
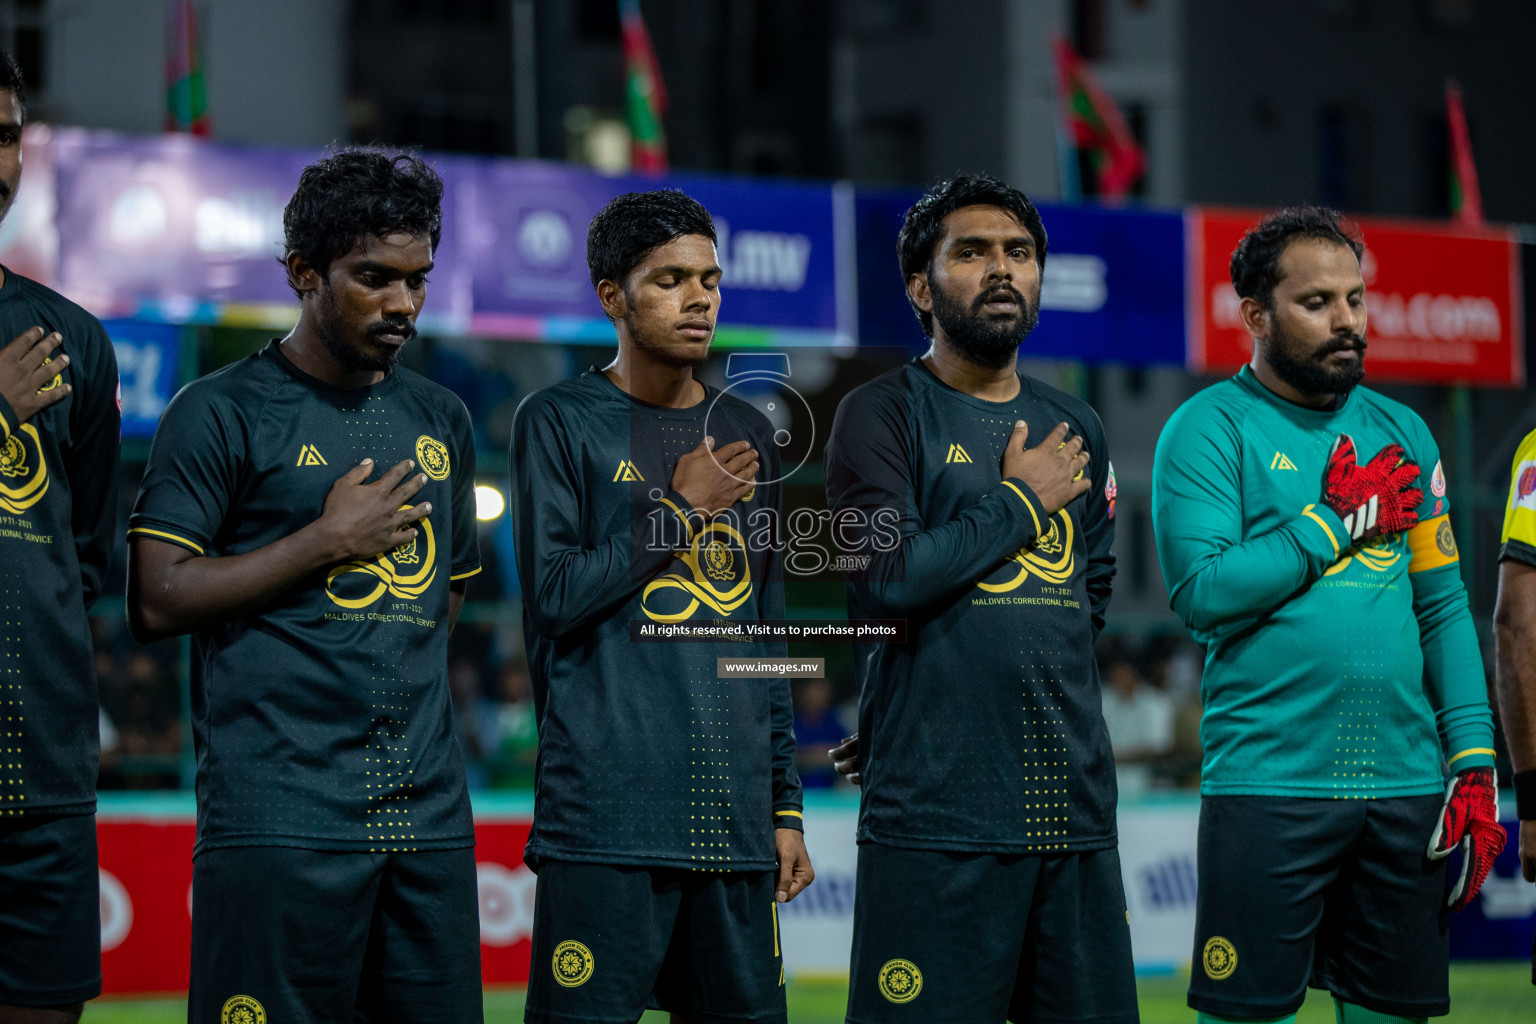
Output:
[
  {"xmin": 465, "ymin": 162, "xmax": 840, "ymax": 335},
  {"xmin": 50, "ymin": 130, "xmax": 472, "ymax": 329}
]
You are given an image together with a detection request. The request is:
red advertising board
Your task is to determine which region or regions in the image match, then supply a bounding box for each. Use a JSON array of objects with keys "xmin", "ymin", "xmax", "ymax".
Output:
[
  {"xmin": 97, "ymin": 815, "xmax": 535, "ymax": 995},
  {"xmin": 1188, "ymin": 208, "xmax": 1524, "ymax": 386}
]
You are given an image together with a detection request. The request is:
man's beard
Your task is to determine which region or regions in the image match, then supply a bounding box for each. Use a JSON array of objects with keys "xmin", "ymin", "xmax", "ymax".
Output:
[
  {"xmin": 623, "ymin": 306, "xmax": 708, "ymax": 371},
  {"xmin": 316, "ymin": 284, "xmax": 415, "ymax": 373},
  {"xmin": 930, "ymin": 276, "xmax": 1040, "ymax": 370},
  {"xmin": 1264, "ymin": 321, "xmax": 1367, "ymax": 397}
]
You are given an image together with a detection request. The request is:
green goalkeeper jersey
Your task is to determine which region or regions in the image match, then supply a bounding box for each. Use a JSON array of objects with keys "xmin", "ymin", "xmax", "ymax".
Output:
[{"xmin": 1152, "ymin": 366, "xmax": 1494, "ymax": 798}]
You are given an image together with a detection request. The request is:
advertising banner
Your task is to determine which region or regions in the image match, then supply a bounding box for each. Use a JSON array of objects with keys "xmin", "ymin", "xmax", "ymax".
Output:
[
  {"xmin": 853, "ymin": 191, "xmax": 1187, "ymax": 366},
  {"xmin": 1189, "ymin": 208, "xmax": 1524, "ymax": 386},
  {"xmin": 465, "ymin": 163, "xmax": 841, "ymax": 340},
  {"xmin": 95, "ymin": 795, "xmax": 1531, "ymax": 993},
  {"xmin": 49, "ymin": 131, "xmax": 473, "ymax": 330},
  {"xmin": 106, "ymin": 319, "xmax": 180, "ymax": 439}
]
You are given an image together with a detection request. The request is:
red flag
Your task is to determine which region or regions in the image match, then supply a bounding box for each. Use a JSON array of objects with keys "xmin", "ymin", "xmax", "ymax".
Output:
[
  {"xmin": 1446, "ymin": 79, "xmax": 1483, "ymax": 225},
  {"xmin": 165, "ymin": 0, "xmax": 210, "ymax": 136},
  {"xmin": 618, "ymin": 0, "xmax": 667, "ymax": 174},
  {"xmin": 1052, "ymin": 37, "xmax": 1143, "ymax": 200}
]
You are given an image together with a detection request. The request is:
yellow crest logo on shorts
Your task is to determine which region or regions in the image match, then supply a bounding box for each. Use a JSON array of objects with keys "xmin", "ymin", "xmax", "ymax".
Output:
[
  {"xmin": 878, "ymin": 958, "xmax": 923, "ymax": 1004},
  {"xmin": 1202, "ymin": 936, "xmax": 1237, "ymax": 980},
  {"xmin": 553, "ymin": 939, "xmax": 594, "ymax": 987},
  {"xmin": 415, "ymin": 434, "xmax": 450, "ymax": 481},
  {"xmin": 221, "ymin": 995, "xmax": 266, "ymax": 1024}
]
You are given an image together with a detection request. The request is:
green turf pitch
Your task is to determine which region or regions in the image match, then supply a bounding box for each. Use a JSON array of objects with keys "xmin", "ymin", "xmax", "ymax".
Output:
[{"xmin": 81, "ymin": 964, "xmax": 1532, "ymax": 1023}]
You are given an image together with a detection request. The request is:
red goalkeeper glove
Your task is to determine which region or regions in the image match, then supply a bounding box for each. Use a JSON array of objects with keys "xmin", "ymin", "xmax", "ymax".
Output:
[
  {"xmin": 1427, "ymin": 766, "xmax": 1507, "ymax": 911},
  {"xmin": 1321, "ymin": 434, "xmax": 1423, "ymax": 542}
]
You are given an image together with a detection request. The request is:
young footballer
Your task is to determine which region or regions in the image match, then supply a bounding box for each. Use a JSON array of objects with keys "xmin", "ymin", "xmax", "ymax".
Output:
[
  {"xmin": 823, "ymin": 174, "xmax": 1134, "ymax": 1023},
  {"xmin": 127, "ymin": 150, "xmax": 483, "ymax": 1023},
  {"xmin": 1494, "ymin": 429, "xmax": 1536, "ymax": 986},
  {"xmin": 0, "ymin": 50, "xmax": 121, "ymax": 1024},
  {"xmin": 1152, "ymin": 206, "xmax": 1503, "ymax": 1023},
  {"xmin": 510, "ymin": 189, "xmax": 810, "ymax": 1024}
]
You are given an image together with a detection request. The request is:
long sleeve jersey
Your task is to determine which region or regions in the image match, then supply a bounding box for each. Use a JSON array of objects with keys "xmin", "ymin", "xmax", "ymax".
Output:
[
  {"xmin": 824, "ymin": 358, "xmax": 1118, "ymax": 853},
  {"xmin": 510, "ymin": 369, "xmax": 802, "ymax": 872},
  {"xmin": 1152, "ymin": 366, "xmax": 1494, "ymax": 798},
  {"xmin": 0, "ymin": 268, "xmax": 120, "ymax": 819}
]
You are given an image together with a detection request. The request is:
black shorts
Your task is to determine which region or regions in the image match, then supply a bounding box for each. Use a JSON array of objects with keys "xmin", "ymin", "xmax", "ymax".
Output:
[
  {"xmin": 0, "ymin": 813, "xmax": 101, "ymax": 1007},
  {"xmin": 525, "ymin": 860, "xmax": 786, "ymax": 1024},
  {"xmin": 1189, "ymin": 794, "xmax": 1449, "ymax": 1019},
  {"xmin": 187, "ymin": 844, "xmax": 482, "ymax": 1024},
  {"xmin": 846, "ymin": 843, "xmax": 1138, "ymax": 1024}
]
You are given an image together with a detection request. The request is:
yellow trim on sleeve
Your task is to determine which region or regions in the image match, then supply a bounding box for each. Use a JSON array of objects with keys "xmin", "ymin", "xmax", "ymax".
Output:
[
  {"xmin": 1447, "ymin": 747, "xmax": 1497, "ymax": 766},
  {"xmin": 1407, "ymin": 514, "xmax": 1458, "ymax": 574},
  {"xmin": 658, "ymin": 496, "xmax": 695, "ymax": 541},
  {"xmin": 1000, "ymin": 480, "xmax": 1043, "ymax": 536},
  {"xmin": 0, "ymin": 408, "xmax": 9, "ymax": 438},
  {"xmin": 774, "ymin": 810, "xmax": 803, "ymax": 819},
  {"xmin": 1302, "ymin": 509, "xmax": 1340, "ymax": 560},
  {"xmin": 126, "ymin": 527, "xmax": 206, "ymax": 555},
  {"xmin": 449, "ymin": 566, "xmax": 483, "ymax": 581}
]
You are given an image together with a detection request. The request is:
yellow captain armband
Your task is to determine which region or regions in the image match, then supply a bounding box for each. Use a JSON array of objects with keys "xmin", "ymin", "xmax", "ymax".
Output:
[{"xmin": 1407, "ymin": 514, "xmax": 1458, "ymax": 574}]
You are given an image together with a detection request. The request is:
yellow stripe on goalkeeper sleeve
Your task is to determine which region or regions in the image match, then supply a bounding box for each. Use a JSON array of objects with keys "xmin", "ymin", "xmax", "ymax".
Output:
[{"xmin": 1407, "ymin": 514, "xmax": 1458, "ymax": 574}]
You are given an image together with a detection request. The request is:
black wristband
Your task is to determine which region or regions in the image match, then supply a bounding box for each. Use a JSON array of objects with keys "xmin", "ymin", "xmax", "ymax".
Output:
[{"xmin": 1515, "ymin": 769, "xmax": 1536, "ymax": 820}]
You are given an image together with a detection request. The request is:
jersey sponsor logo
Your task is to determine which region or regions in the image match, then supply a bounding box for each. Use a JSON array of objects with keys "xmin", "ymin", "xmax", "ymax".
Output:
[
  {"xmin": 641, "ymin": 521, "xmax": 753, "ymax": 622},
  {"xmin": 1105, "ymin": 461, "xmax": 1118, "ymax": 520},
  {"xmin": 1516, "ymin": 464, "xmax": 1536, "ymax": 505},
  {"xmin": 978, "ymin": 508, "xmax": 1077, "ymax": 590},
  {"xmin": 1202, "ymin": 936, "xmax": 1237, "ymax": 980},
  {"xmin": 415, "ymin": 435, "xmax": 451, "ymax": 481},
  {"xmin": 220, "ymin": 995, "xmax": 266, "ymax": 1024},
  {"xmin": 877, "ymin": 958, "xmax": 923, "ymax": 1003},
  {"xmin": 1430, "ymin": 459, "xmax": 1446, "ymax": 497},
  {"xmin": 0, "ymin": 424, "xmax": 49, "ymax": 513},
  {"xmin": 1270, "ymin": 451, "xmax": 1298, "ymax": 471},
  {"xmin": 944, "ymin": 443, "xmax": 973, "ymax": 464},
  {"xmin": 552, "ymin": 939, "xmax": 594, "ymax": 988},
  {"xmin": 295, "ymin": 443, "xmax": 328, "ymax": 466},
  {"xmin": 1322, "ymin": 532, "xmax": 1403, "ymax": 577},
  {"xmin": 326, "ymin": 509, "xmax": 437, "ymax": 608},
  {"xmin": 613, "ymin": 459, "xmax": 645, "ymax": 482}
]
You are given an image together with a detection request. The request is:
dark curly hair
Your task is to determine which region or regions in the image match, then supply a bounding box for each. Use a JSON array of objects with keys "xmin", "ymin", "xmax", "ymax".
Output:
[
  {"xmin": 1230, "ymin": 205, "xmax": 1364, "ymax": 310},
  {"xmin": 0, "ymin": 49, "xmax": 26, "ymax": 123},
  {"xmin": 281, "ymin": 148, "xmax": 443, "ymax": 297},
  {"xmin": 897, "ymin": 173, "xmax": 1047, "ymax": 336},
  {"xmin": 586, "ymin": 189, "xmax": 716, "ymax": 289}
]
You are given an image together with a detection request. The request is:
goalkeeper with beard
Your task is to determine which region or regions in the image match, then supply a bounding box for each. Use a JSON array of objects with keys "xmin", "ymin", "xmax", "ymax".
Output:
[{"xmin": 1152, "ymin": 206, "xmax": 1503, "ymax": 1024}]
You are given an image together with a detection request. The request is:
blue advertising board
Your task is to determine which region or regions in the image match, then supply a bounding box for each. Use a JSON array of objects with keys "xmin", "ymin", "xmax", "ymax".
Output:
[
  {"xmin": 465, "ymin": 162, "xmax": 841, "ymax": 339},
  {"xmin": 106, "ymin": 319, "xmax": 179, "ymax": 439},
  {"xmin": 855, "ymin": 191, "xmax": 1187, "ymax": 366}
]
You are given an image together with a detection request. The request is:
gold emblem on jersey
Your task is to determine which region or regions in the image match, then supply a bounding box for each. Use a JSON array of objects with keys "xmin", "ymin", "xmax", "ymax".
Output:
[
  {"xmin": 296, "ymin": 443, "xmax": 328, "ymax": 466},
  {"xmin": 613, "ymin": 459, "xmax": 645, "ymax": 482},
  {"xmin": 945, "ymin": 443, "xmax": 973, "ymax": 464},
  {"xmin": 325, "ymin": 508, "xmax": 437, "ymax": 608},
  {"xmin": 1436, "ymin": 518, "xmax": 1457, "ymax": 558},
  {"xmin": 552, "ymin": 940, "xmax": 594, "ymax": 988},
  {"xmin": 878, "ymin": 959, "xmax": 923, "ymax": 1003},
  {"xmin": 978, "ymin": 508, "xmax": 1077, "ymax": 590},
  {"xmin": 415, "ymin": 434, "xmax": 450, "ymax": 481},
  {"xmin": 220, "ymin": 995, "xmax": 266, "ymax": 1024},
  {"xmin": 641, "ymin": 521, "xmax": 753, "ymax": 622},
  {"xmin": 1202, "ymin": 936, "xmax": 1237, "ymax": 981},
  {"xmin": 36, "ymin": 355, "xmax": 62, "ymax": 394},
  {"xmin": 0, "ymin": 424, "xmax": 49, "ymax": 513}
]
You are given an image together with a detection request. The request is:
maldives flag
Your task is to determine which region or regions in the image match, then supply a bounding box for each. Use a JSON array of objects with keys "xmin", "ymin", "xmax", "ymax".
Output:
[
  {"xmin": 1052, "ymin": 36, "xmax": 1143, "ymax": 200},
  {"xmin": 1446, "ymin": 79, "xmax": 1483, "ymax": 225},
  {"xmin": 165, "ymin": 0, "xmax": 210, "ymax": 135},
  {"xmin": 619, "ymin": 0, "xmax": 667, "ymax": 174}
]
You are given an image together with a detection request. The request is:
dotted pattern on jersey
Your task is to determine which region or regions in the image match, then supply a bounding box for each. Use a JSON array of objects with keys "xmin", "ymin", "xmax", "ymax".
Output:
[
  {"xmin": 1, "ymin": 569, "xmax": 23, "ymax": 817},
  {"xmin": 984, "ymin": 412, "xmax": 1074, "ymax": 849}
]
